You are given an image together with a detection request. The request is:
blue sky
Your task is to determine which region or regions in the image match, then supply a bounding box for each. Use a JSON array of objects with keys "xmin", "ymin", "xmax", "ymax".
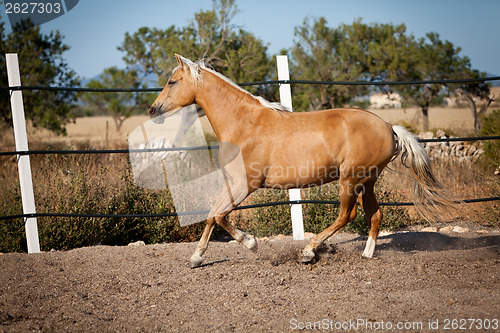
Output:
[{"xmin": 2, "ymin": 0, "xmax": 499, "ymax": 80}]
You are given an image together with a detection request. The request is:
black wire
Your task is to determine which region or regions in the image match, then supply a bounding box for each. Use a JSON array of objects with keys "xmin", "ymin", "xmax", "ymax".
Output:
[
  {"xmin": 418, "ymin": 136, "xmax": 500, "ymax": 143},
  {"xmin": 1, "ymin": 196, "xmax": 499, "ymax": 222},
  {"xmin": 2, "ymin": 86, "xmax": 163, "ymax": 92},
  {"xmin": 239, "ymin": 76, "xmax": 500, "ymax": 87},
  {"xmin": 2, "ymin": 76, "xmax": 499, "ymax": 92},
  {"xmin": 1, "ymin": 137, "xmax": 499, "ymax": 157},
  {"xmin": 0, "ymin": 145, "xmax": 220, "ymax": 157}
]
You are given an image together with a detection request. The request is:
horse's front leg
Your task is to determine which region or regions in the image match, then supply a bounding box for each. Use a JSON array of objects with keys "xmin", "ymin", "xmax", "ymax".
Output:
[
  {"xmin": 189, "ymin": 180, "xmax": 254, "ymax": 268},
  {"xmin": 215, "ymin": 213, "xmax": 257, "ymax": 251},
  {"xmin": 189, "ymin": 217, "xmax": 216, "ymax": 268}
]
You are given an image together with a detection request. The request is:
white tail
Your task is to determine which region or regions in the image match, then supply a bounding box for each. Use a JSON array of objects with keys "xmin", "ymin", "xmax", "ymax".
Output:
[{"xmin": 392, "ymin": 125, "xmax": 456, "ymax": 221}]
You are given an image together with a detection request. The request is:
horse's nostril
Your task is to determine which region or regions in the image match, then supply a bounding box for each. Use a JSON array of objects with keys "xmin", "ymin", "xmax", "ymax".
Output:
[{"xmin": 148, "ymin": 107, "xmax": 156, "ymax": 116}]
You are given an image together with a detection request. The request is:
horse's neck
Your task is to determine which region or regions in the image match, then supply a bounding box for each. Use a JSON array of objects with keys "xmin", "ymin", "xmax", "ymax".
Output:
[{"xmin": 195, "ymin": 71, "xmax": 259, "ymax": 142}]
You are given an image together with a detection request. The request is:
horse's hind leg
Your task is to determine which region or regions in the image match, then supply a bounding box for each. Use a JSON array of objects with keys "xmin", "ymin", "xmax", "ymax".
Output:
[
  {"xmin": 360, "ymin": 179, "xmax": 383, "ymax": 258},
  {"xmin": 300, "ymin": 178, "xmax": 358, "ymax": 263}
]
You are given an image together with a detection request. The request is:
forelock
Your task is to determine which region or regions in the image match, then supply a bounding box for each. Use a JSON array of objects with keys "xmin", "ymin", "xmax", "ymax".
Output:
[{"xmin": 172, "ymin": 56, "xmax": 208, "ymax": 87}]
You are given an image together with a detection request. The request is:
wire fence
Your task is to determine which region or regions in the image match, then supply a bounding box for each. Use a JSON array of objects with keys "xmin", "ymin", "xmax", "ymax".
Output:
[
  {"xmin": 2, "ymin": 136, "xmax": 500, "ymax": 157},
  {"xmin": 1, "ymin": 195, "xmax": 500, "ymax": 222},
  {"xmin": 1, "ymin": 76, "xmax": 500, "ymax": 222},
  {"xmin": 1, "ymin": 75, "xmax": 500, "ymax": 92}
]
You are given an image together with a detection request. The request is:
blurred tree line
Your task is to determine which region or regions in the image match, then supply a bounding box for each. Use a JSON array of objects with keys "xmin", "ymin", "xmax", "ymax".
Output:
[
  {"xmin": 0, "ymin": 0, "xmax": 494, "ymax": 134},
  {"xmin": 291, "ymin": 18, "xmax": 492, "ymax": 131},
  {"xmin": 0, "ymin": 20, "xmax": 79, "ymax": 135}
]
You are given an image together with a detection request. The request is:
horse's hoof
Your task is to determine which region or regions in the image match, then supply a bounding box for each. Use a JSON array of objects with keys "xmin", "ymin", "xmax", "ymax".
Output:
[
  {"xmin": 242, "ymin": 234, "xmax": 257, "ymax": 252},
  {"xmin": 362, "ymin": 236, "xmax": 376, "ymax": 258},
  {"xmin": 189, "ymin": 255, "xmax": 203, "ymax": 269},
  {"xmin": 299, "ymin": 249, "xmax": 315, "ymax": 263}
]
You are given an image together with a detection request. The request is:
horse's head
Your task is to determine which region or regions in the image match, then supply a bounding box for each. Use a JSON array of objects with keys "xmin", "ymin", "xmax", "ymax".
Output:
[{"xmin": 148, "ymin": 54, "xmax": 201, "ymax": 123}]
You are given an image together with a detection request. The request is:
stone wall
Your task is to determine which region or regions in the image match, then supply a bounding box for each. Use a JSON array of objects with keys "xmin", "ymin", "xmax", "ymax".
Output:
[{"xmin": 416, "ymin": 129, "xmax": 484, "ymax": 162}]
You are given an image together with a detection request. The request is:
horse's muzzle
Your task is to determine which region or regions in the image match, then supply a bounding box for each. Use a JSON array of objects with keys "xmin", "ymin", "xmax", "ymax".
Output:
[
  {"xmin": 148, "ymin": 106, "xmax": 157, "ymax": 117},
  {"xmin": 148, "ymin": 105, "xmax": 166, "ymax": 124}
]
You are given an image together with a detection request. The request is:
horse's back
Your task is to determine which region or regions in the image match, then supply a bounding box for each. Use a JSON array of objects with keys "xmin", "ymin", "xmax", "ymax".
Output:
[
  {"xmin": 256, "ymin": 107, "xmax": 395, "ymax": 188},
  {"xmin": 285, "ymin": 107, "xmax": 394, "ymax": 146},
  {"xmin": 286, "ymin": 107, "xmax": 395, "ymax": 167},
  {"xmin": 327, "ymin": 108, "xmax": 395, "ymax": 166}
]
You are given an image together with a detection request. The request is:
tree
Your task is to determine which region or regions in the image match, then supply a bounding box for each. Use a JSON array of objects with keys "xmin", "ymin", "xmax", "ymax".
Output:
[
  {"xmin": 455, "ymin": 70, "xmax": 494, "ymax": 134},
  {"xmin": 291, "ymin": 18, "xmax": 413, "ymax": 111},
  {"xmin": 291, "ymin": 19, "xmax": 476, "ymax": 131},
  {"xmin": 291, "ymin": 17, "xmax": 354, "ymax": 110},
  {"xmin": 395, "ymin": 33, "xmax": 471, "ymax": 131},
  {"xmin": 118, "ymin": 25, "xmax": 197, "ymax": 86},
  {"xmin": 81, "ymin": 67, "xmax": 152, "ymax": 131},
  {"xmin": 118, "ymin": 0, "xmax": 272, "ymax": 95},
  {"xmin": 0, "ymin": 20, "xmax": 79, "ymax": 135}
]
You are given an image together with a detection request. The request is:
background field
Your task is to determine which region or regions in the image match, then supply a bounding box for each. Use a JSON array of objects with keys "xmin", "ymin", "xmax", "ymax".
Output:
[{"xmin": 14, "ymin": 107, "xmax": 477, "ymax": 149}]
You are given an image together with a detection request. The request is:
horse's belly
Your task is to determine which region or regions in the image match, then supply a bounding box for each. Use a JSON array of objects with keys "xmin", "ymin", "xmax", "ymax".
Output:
[{"xmin": 263, "ymin": 163, "xmax": 340, "ymax": 189}]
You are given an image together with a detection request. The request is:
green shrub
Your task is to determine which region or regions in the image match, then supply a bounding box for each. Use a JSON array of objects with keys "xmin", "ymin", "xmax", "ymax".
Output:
[
  {"xmin": 0, "ymin": 183, "xmax": 27, "ymax": 252},
  {"xmin": 480, "ymin": 109, "xmax": 500, "ymax": 169},
  {"xmin": 233, "ymin": 189, "xmax": 292, "ymax": 237},
  {"xmin": 0, "ymin": 153, "xmax": 206, "ymax": 252},
  {"xmin": 232, "ymin": 182, "xmax": 416, "ymax": 237}
]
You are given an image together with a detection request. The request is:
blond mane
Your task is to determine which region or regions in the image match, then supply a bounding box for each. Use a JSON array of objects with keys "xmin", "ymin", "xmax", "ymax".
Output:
[{"xmin": 173, "ymin": 56, "xmax": 291, "ymax": 112}]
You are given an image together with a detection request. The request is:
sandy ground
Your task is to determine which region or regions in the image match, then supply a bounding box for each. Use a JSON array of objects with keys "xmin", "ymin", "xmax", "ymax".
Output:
[{"xmin": 1, "ymin": 223, "xmax": 499, "ymax": 332}]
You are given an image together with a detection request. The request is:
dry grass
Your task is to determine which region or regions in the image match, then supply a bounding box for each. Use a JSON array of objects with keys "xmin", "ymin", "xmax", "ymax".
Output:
[
  {"xmin": 371, "ymin": 107, "xmax": 474, "ymax": 134},
  {"xmin": 379, "ymin": 158, "xmax": 499, "ymax": 225}
]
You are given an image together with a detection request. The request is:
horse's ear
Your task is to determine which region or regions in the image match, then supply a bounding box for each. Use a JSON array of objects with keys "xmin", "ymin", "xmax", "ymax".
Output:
[{"xmin": 175, "ymin": 54, "xmax": 185, "ymax": 69}]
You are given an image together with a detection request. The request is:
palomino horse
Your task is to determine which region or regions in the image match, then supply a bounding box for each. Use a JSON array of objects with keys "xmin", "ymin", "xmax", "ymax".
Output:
[{"xmin": 148, "ymin": 54, "xmax": 454, "ymax": 268}]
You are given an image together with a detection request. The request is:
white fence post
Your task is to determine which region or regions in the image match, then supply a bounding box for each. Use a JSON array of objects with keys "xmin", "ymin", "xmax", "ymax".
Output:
[
  {"xmin": 276, "ymin": 55, "xmax": 305, "ymax": 241},
  {"xmin": 6, "ymin": 53, "xmax": 41, "ymax": 254}
]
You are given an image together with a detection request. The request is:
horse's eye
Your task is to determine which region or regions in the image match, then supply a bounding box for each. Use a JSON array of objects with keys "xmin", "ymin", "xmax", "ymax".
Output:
[{"xmin": 168, "ymin": 80, "xmax": 176, "ymax": 85}]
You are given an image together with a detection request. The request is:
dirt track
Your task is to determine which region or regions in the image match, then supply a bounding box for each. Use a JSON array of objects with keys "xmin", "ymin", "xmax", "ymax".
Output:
[{"xmin": 1, "ymin": 225, "xmax": 499, "ymax": 332}]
